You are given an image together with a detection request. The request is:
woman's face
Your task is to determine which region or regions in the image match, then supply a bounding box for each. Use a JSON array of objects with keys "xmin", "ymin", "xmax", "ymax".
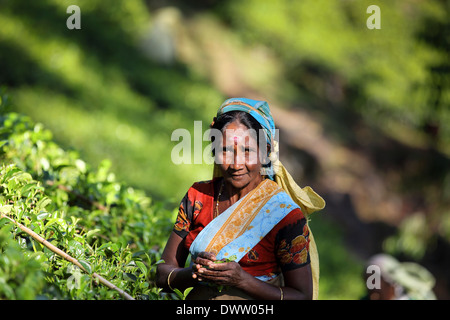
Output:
[{"xmin": 216, "ymin": 120, "xmax": 263, "ymax": 190}]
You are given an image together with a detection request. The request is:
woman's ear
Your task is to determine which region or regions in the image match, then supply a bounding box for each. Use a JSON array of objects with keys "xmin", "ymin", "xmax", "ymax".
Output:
[
  {"xmin": 260, "ymin": 143, "xmax": 271, "ymax": 166},
  {"xmin": 210, "ymin": 117, "xmax": 217, "ymax": 128}
]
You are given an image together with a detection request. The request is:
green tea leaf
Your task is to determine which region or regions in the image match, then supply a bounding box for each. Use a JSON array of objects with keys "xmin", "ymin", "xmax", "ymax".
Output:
[
  {"xmin": 0, "ymin": 205, "xmax": 13, "ymax": 214},
  {"xmin": 124, "ymin": 272, "xmax": 137, "ymax": 282},
  {"xmin": 183, "ymin": 287, "xmax": 193, "ymax": 298},
  {"xmin": 78, "ymin": 260, "xmax": 92, "ymax": 274},
  {"xmin": 2, "ymin": 167, "xmax": 21, "ymax": 182},
  {"xmin": 86, "ymin": 228, "xmax": 101, "ymax": 238},
  {"xmin": 136, "ymin": 261, "xmax": 147, "ymax": 275},
  {"xmin": 173, "ymin": 288, "xmax": 184, "ymax": 300},
  {"xmin": 37, "ymin": 212, "xmax": 50, "ymax": 220},
  {"xmin": 37, "ymin": 197, "xmax": 51, "ymax": 211}
]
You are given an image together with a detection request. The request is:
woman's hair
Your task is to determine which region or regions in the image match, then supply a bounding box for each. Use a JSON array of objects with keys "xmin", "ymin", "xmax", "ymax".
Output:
[{"xmin": 210, "ymin": 111, "xmax": 270, "ymax": 165}]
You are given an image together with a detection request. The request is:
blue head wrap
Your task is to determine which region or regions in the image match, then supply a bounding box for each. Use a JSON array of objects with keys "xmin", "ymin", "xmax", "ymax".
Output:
[{"xmin": 216, "ymin": 97, "xmax": 276, "ymax": 147}]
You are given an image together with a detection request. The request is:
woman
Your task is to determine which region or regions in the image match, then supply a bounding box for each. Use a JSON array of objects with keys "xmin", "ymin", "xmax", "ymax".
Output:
[{"xmin": 156, "ymin": 98, "xmax": 325, "ymax": 300}]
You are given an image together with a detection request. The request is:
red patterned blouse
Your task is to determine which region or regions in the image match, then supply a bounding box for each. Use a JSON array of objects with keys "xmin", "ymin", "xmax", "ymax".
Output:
[{"xmin": 173, "ymin": 179, "xmax": 310, "ymax": 278}]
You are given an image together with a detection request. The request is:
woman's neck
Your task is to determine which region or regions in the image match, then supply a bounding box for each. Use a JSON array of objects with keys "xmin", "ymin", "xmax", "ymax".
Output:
[{"xmin": 224, "ymin": 175, "xmax": 264, "ymax": 205}]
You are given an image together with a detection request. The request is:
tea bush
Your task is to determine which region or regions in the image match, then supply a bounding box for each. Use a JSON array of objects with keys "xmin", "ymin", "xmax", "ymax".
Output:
[
  {"xmin": 0, "ymin": 103, "xmax": 176, "ymax": 299},
  {"xmin": 0, "ymin": 221, "xmax": 45, "ymax": 299}
]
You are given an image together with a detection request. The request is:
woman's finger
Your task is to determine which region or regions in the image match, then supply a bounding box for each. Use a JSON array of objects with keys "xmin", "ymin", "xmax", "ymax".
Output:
[
  {"xmin": 207, "ymin": 261, "xmax": 236, "ymax": 271},
  {"xmin": 197, "ymin": 270, "xmax": 231, "ymax": 285},
  {"xmin": 194, "ymin": 252, "xmax": 216, "ymax": 268},
  {"xmin": 198, "ymin": 251, "xmax": 216, "ymax": 261}
]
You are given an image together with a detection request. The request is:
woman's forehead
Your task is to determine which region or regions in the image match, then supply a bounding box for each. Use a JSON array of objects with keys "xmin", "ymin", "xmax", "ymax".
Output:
[{"xmin": 222, "ymin": 128, "xmax": 258, "ymax": 145}]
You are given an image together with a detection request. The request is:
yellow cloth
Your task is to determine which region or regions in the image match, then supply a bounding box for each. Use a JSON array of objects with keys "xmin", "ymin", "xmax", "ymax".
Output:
[{"xmin": 273, "ymin": 160, "xmax": 325, "ymax": 300}]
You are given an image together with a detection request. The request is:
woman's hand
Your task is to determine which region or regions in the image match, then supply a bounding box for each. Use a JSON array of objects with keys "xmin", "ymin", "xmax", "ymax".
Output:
[
  {"xmin": 193, "ymin": 253, "xmax": 251, "ymax": 288},
  {"xmin": 192, "ymin": 251, "xmax": 216, "ymax": 280},
  {"xmin": 192, "ymin": 251, "xmax": 216, "ymax": 281},
  {"xmin": 202, "ymin": 260, "xmax": 250, "ymax": 288}
]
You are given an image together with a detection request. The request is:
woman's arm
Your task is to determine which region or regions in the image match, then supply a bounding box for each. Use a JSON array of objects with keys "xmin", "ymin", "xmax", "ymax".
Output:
[
  {"xmin": 155, "ymin": 231, "xmax": 197, "ymax": 292},
  {"xmin": 236, "ymin": 264, "xmax": 312, "ymax": 300},
  {"xmin": 196, "ymin": 255, "xmax": 313, "ymax": 300}
]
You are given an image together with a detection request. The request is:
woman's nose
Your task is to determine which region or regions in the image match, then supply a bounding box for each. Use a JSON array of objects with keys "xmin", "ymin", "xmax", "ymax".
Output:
[{"xmin": 230, "ymin": 148, "xmax": 245, "ymax": 170}]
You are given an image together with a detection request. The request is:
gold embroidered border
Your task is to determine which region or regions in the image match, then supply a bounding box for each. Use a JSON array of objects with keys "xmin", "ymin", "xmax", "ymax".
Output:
[
  {"xmin": 237, "ymin": 187, "xmax": 282, "ymax": 240},
  {"xmin": 205, "ymin": 179, "xmax": 281, "ymax": 255}
]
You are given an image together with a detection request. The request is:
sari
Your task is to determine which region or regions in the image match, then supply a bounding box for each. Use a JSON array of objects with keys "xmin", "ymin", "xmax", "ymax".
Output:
[
  {"xmin": 187, "ymin": 178, "xmax": 306, "ymax": 299},
  {"xmin": 189, "ymin": 179, "xmax": 299, "ymax": 278}
]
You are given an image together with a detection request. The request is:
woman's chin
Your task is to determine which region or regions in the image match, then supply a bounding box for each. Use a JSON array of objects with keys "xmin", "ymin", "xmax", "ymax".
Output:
[{"xmin": 225, "ymin": 175, "xmax": 249, "ymax": 188}]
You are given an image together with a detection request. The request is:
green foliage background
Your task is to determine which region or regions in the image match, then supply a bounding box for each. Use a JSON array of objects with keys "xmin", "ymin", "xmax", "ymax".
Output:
[
  {"xmin": 0, "ymin": 109, "xmax": 175, "ymax": 299},
  {"xmin": 222, "ymin": 0, "xmax": 449, "ymax": 150},
  {"xmin": 0, "ymin": 0, "xmax": 448, "ymax": 299}
]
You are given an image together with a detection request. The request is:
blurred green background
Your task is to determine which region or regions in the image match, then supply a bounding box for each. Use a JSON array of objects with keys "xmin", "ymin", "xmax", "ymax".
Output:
[{"xmin": 1, "ymin": 0, "xmax": 449, "ymax": 299}]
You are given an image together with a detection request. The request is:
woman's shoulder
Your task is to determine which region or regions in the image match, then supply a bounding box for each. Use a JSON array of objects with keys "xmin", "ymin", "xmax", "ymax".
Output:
[
  {"xmin": 191, "ymin": 178, "xmax": 214, "ymax": 188},
  {"xmin": 268, "ymin": 206, "xmax": 307, "ymax": 241},
  {"xmin": 278, "ymin": 207, "xmax": 306, "ymax": 226},
  {"xmin": 189, "ymin": 179, "xmax": 216, "ymax": 195},
  {"xmin": 184, "ymin": 178, "xmax": 221, "ymax": 201}
]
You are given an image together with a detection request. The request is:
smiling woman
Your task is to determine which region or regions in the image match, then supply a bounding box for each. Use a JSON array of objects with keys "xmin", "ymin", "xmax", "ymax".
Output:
[{"xmin": 156, "ymin": 97, "xmax": 325, "ymax": 300}]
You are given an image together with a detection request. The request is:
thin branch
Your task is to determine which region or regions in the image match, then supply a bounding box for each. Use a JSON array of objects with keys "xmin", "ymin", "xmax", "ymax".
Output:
[{"xmin": 1, "ymin": 212, "xmax": 134, "ymax": 300}]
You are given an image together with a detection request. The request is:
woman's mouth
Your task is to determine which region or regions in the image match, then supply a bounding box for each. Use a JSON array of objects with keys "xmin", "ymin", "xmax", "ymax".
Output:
[{"xmin": 230, "ymin": 173, "xmax": 247, "ymax": 180}]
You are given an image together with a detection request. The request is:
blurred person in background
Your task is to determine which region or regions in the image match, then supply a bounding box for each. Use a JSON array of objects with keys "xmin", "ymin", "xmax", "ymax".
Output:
[{"xmin": 363, "ymin": 253, "xmax": 436, "ymax": 300}]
